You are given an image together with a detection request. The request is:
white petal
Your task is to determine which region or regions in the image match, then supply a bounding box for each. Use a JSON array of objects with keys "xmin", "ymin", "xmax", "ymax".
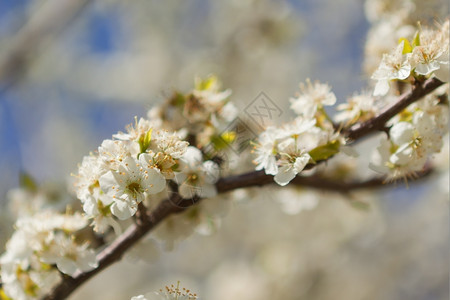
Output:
[
  {"xmin": 369, "ymin": 133, "xmax": 391, "ymax": 174},
  {"xmin": 293, "ymin": 154, "xmax": 310, "ymax": 173},
  {"xmin": 131, "ymin": 295, "xmax": 148, "ymax": 300},
  {"xmin": 274, "ymin": 165, "xmax": 297, "ymax": 186},
  {"xmin": 179, "ymin": 182, "xmax": 196, "ymax": 199},
  {"xmin": 202, "ymin": 161, "xmax": 220, "ymax": 184},
  {"xmin": 56, "ymin": 257, "xmax": 78, "ymax": 276},
  {"xmin": 144, "ymin": 168, "xmax": 166, "ymax": 194},
  {"xmin": 396, "ymin": 64, "xmax": 411, "ymax": 79},
  {"xmin": 391, "ymin": 145, "xmax": 413, "ymax": 165},
  {"xmin": 98, "ymin": 171, "xmax": 121, "ymax": 197},
  {"xmin": 264, "ymin": 155, "xmax": 279, "ymax": 175},
  {"xmin": 110, "ymin": 200, "xmax": 137, "ymax": 220},
  {"xmin": 415, "ymin": 61, "xmax": 440, "ymax": 75},
  {"xmin": 182, "ymin": 146, "xmax": 203, "ymax": 166},
  {"xmin": 77, "ymin": 250, "xmax": 98, "ymax": 272},
  {"xmin": 390, "ymin": 122, "xmax": 415, "ymax": 145},
  {"xmin": 82, "ymin": 197, "xmax": 98, "ymax": 215},
  {"xmin": 322, "ymin": 93, "xmax": 337, "ymax": 105},
  {"xmin": 373, "ymin": 80, "xmax": 390, "ymax": 96},
  {"xmin": 413, "ymin": 111, "xmax": 434, "ymax": 135}
]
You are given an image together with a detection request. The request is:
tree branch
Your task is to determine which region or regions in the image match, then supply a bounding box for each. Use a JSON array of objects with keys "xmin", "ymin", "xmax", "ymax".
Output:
[
  {"xmin": 43, "ymin": 77, "xmax": 443, "ymax": 299},
  {"xmin": 43, "ymin": 169, "xmax": 432, "ymax": 299},
  {"xmin": 343, "ymin": 77, "xmax": 444, "ymax": 142},
  {"xmin": 44, "ymin": 193, "xmax": 183, "ymax": 300}
]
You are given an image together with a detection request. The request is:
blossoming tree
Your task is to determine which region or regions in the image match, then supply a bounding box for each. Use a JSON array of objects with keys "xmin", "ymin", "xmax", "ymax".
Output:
[{"xmin": 0, "ymin": 0, "xmax": 448, "ymax": 299}]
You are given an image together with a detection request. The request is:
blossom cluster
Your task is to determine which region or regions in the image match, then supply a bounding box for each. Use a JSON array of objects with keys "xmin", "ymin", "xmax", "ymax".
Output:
[
  {"xmin": 1, "ymin": 77, "xmax": 234, "ymax": 299},
  {"xmin": 0, "ymin": 212, "xmax": 97, "ymax": 300},
  {"xmin": 372, "ymin": 20, "xmax": 449, "ymax": 96},
  {"xmin": 71, "ymin": 77, "xmax": 232, "ymax": 255},
  {"xmin": 370, "ymin": 89, "xmax": 449, "ymax": 179},
  {"xmin": 75, "ymin": 123, "xmax": 191, "ymax": 230},
  {"xmin": 148, "ymin": 75, "xmax": 238, "ymax": 149},
  {"xmin": 334, "ymin": 91, "xmax": 379, "ymax": 126},
  {"xmin": 253, "ymin": 79, "xmax": 341, "ymax": 186},
  {"xmin": 74, "ymin": 77, "xmax": 232, "ymax": 233},
  {"xmin": 363, "ymin": 0, "xmax": 448, "ymax": 75},
  {"xmin": 1, "ymin": 1, "xmax": 449, "ymax": 299},
  {"xmin": 131, "ymin": 283, "xmax": 198, "ymax": 300}
]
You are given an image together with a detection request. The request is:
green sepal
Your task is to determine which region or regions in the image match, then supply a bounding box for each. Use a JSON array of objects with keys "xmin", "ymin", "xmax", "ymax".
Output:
[
  {"xmin": 170, "ymin": 92, "xmax": 186, "ymax": 106},
  {"xmin": 399, "ymin": 38, "xmax": 412, "ymax": 54},
  {"xmin": 309, "ymin": 140, "xmax": 340, "ymax": 162},
  {"xmin": 98, "ymin": 200, "xmax": 112, "ymax": 217},
  {"xmin": 210, "ymin": 131, "xmax": 236, "ymax": 151},
  {"xmin": 0, "ymin": 288, "xmax": 13, "ymax": 300},
  {"xmin": 389, "ymin": 142, "xmax": 399, "ymax": 154},
  {"xmin": 40, "ymin": 262, "xmax": 53, "ymax": 271},
  {"xmin": 412, "ymin": 31, "xmax": 421, "ymax": 47},
  {"xmin": 139, "ymin": 128, "xmax": 153, "ymax": 154},
  {"xmin": 397, "ymin": 109, "xmax": 413, "ymax": 122},
  {"xmin": 195, "ymin": 75, "xmax": 218, "ymax": 91}
]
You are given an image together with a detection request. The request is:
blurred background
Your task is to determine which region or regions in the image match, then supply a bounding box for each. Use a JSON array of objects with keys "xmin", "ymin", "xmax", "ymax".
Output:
[{"xmin": 0, "ymin": 0, "xmax": 448, "ymax": 299}]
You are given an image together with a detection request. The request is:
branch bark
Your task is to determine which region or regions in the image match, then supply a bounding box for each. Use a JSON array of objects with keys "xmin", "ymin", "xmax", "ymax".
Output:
[
  {"xmin": 343, "ymin": 77, "xmax": 444, "ymax": 141},
  {"xmin": 43, "ymin": 77, "xmax": 443, "ymax": 299},
  {"xmin": 43, "ymin": 170, "xmax": 432, "ymax": 300}
]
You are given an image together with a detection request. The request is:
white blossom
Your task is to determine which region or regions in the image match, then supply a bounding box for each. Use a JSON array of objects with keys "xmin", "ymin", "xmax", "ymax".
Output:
[
  {"xmin": 254, "ymin": 111, "xmax": 337, "ymax": 186},
  {"xmin": 290, "ymin": 79, "xmax": 336, "ymax": 119},
  {"xmin": 132, "ymin": 283, "xmax": 198, "ymax": 300},
  {"xmin": 98, "ymin": 139, "xmax": 138, "ymax": 169},
  {"xmin": 175, "ymin": 147, "xmax": 220, "ymax": 199},
  {"xmin": 253, "ymin": 127, "xmax": 282, "ymax": 175},
  {"xmin": 0, "ymin": 212, "xmax": 96, "ymax": 299},
  {"xmin": 411, "ymin": 20, "xmax": 449, "ymax": 81},
  {"xmin": 39, "ymin": 233, "xmax": 97, "ymax": 276},
  {"xmin": 335, "ymin": 92, "xmax": 378, "ymax": 124},
  {"xmin": 152, "ymin": 130, "xmax": 189, "ymax": 159},
  {"xmin": 114, "ymin": 117, "xmax": 153, "ymax": 142},
  {"xmin": 370, "ymin": 98, "xmax": 448, "ymax": 179},
  {"xmin": 372, "ymin": 40, "xmax": 412, "ymax": 96},
  {"xmin": 74, "ymin": 154, "xmax": 116, "ymax": 232},
  {"xmin": 99, "ymin": 156, "xmax": 166, "ymax": 220}
]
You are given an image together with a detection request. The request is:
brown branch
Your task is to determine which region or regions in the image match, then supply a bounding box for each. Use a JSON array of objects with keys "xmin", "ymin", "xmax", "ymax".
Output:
[
  {"xmin": 43, "ymin": 168, "xmax": 433, "ymax": 299},
  {"xmin": 44, "ymin": 193, "xmax": 183, "ymax": 300},
  {"xmin": 43, "ymin": 77, "xmax": 443, "ymax": 299},
  {"xmin": 343, "ymin": 77, "xmax": 444, "ymax": 142}
]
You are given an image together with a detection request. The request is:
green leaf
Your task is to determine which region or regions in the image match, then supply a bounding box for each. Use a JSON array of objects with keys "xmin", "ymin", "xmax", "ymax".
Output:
[
  {"xmin": 19, "ymin": 173, "xmax": 38, "ymax": 193},
  {"xmin": 398, "ymin": 38, "xmax": 412, "ymax": 54},
  {"xmin": 308, "ymin": 140, "xmax": 340, "ymax": 162}
]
